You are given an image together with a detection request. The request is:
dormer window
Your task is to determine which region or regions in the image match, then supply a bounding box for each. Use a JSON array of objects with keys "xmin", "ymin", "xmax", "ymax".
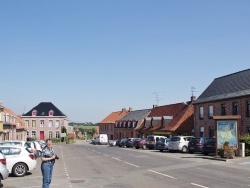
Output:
[
  {"xmin": 32, "ymin": 110, "xmax": 37, "ymax": 116},
  {"xmin": 49, "ymin": 110, "xmax": 54, "ymax": 116}
]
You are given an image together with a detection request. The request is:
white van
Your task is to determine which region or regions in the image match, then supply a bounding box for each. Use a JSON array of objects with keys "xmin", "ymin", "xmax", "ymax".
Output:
[
  {"xmin": 94, "ymin": 134, "xmax": 108, "ymax": 145},
  {"xmin": 146, "ymin": 135, "xmax": 167, "ymax": 149}
]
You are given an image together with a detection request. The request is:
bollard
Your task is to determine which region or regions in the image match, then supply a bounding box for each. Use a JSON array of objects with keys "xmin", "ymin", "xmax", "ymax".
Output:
[{"xmin": 240, "ymin": 143, "xmax": 245, "ymax": 157}]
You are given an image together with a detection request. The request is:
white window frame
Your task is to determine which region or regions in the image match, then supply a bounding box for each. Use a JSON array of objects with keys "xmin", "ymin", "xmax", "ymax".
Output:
[
  {"xmin": 49, "ymin": 131, "xmax": 53, "ymax": 139},
  {"xmin": 40, "ymin": 120, "xmax": 44, "ymax": 127},
  {"xmin": 199, "ymin": 107, "xmax": 204, "ymax": 119},
  {"xmin": 48, "ymin": 120, "xmax": 53, "ymax": 128},
  {"xmin": 209, "ymin": 105, "xmax": 213, "ymax": 118}
]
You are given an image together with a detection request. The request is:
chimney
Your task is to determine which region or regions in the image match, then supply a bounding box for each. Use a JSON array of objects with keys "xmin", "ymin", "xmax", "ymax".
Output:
[
  {"xmin": 153, "ymin": 105, "xmax": 157, "ymax": 109},
  {"xmin": 122, "ymin": 108, "xmax": 126, "ymax": 112},
  {"xmin": 191, "ymin": 96, "xmax": 196, "ymax": 102},
  {"xmin": 129, "ymin": 107, "xmax": 133, "ymax": 112}
]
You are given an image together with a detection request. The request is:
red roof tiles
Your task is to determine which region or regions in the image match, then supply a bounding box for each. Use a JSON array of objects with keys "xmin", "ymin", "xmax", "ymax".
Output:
[{"xmin": 99, "ymin": 109, "xmax": 130, "ymax": 124}]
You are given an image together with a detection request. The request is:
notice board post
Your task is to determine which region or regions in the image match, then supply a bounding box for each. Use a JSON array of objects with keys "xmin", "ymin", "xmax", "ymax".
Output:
[{"xmin": 213, "ymin": 115, "xmax": 241, "ymax": 157}]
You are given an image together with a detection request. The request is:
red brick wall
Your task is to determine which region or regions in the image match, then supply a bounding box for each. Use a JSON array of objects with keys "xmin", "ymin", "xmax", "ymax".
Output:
[{"xmin": 194, "ymin": 96, "xmax": 250, "ymax": 137}]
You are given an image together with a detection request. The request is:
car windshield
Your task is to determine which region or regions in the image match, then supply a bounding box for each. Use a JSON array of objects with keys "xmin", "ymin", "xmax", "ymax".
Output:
[
  {"xmin": 159, "ymin": 138, "xmax": 166, "ymax": 142},
  {"xmin": 147, "ymin": 136, "xmax": 154, "ymax": 141},
  {"xmin": 190, "ymin": 138, "xmax": 201, "ymax": 143},
  {"xmin": 170, "ymin": 137, "xmax": 180, "ymax": 141},
  {"xmin": 206, "ymin": 138, "xmax": 215, "ymax": 143}
]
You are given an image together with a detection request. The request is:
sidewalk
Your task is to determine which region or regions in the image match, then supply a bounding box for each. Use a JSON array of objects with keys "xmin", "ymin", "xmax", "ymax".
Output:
[{"xmin": 203, "ymin": 155, "xmax": 250, "ymax": 162}]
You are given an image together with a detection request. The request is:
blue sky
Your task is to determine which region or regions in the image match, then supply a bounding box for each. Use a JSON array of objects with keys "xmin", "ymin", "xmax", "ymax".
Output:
[{"xmin": 0, "ymin": 1, "xmax": 249, "ymax": 123}]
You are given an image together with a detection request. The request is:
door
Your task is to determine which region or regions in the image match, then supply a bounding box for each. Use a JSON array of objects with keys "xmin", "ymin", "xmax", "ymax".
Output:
[{"xmin": 40, "ymin": 131, "xmax": 44, "ymax": 140}]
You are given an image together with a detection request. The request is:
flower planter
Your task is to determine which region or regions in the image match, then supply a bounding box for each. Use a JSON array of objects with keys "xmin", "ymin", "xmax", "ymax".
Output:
[{"xmin": 219, "ymin": 149, "xmax": 235, "ymax": 159}]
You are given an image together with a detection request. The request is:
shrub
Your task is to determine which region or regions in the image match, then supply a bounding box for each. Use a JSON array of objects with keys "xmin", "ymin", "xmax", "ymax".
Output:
[{"xmin": 51, "ymin": 138, "xmax": 61, "ymax": 143}]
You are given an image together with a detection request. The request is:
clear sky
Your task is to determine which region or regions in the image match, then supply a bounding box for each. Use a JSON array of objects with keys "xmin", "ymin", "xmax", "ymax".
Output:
[{"xmin": 0, "ymin": 1, "xmax": 249, "ymax": 123}]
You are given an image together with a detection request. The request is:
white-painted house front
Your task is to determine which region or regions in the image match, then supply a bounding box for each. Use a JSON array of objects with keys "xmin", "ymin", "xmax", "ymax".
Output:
[{"xmin": 22, "ymin": 102, "xmax": 68, "ymax": 140}]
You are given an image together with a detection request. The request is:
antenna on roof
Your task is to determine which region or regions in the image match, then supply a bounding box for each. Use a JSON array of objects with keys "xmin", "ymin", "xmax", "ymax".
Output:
[
  {"xmin": 153, "ymin": 92, "xmax": 162, "ymax": 105},
  {"xmin": 191, "ymin": 86, "xmax": 198, "ymax": 96}
]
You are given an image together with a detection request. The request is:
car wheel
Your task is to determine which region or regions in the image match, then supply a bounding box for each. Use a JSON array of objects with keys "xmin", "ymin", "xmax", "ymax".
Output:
[
  {"xmin": 142, "ymin": 145, "xmax": 146, "ymax": 149},
  {"xmin": 189, "ymin": 151, "xmax": 193, "ymax": 154},
  {"xmin": 135, "ymin": 147, "xmax": 139, "ymax": 149},
  {"xmin": 160, "ymin": 150, "xmax": 163, "ymax": 152},
  {"xmin": 0, "ymin": 179, "xmax": 3, "ymax": 188},
  {"xmin": 12, "ymin": 163, "xmax": 27, "ymax": 177},
  {"xmin": 203, "ymin": 152, "xmax": 209, "ymax": 156},
  {"xmin": 182, "ymin": 146, "xmax": 188, "ymax": 153}
]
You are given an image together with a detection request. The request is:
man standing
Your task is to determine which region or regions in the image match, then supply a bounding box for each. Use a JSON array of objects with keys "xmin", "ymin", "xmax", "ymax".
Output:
[{"xmin": 41, "ymin": 139, "xmax": 56, "ymax": 188}]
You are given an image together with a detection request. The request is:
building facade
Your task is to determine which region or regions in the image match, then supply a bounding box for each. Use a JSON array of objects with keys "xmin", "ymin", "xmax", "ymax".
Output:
[
  {"xmin": 99, "ymin": 108, "xmax": 130, "ymax": 140},
  {"xmin": 193, "ymin": 69, "xmax": 250, "ymax": 137},
  {"xmin": 22, "ymin": 102, "xmax": 68, "ymax": 140},
  {"xmin": 136, "ymin": 101, "xmax": 194, "ymax": 138},
  {"xmin": 0, "ymin": 105, "xmax": 26, "ymax": 141},
  {"xmin": 115, "ymin": 109, "xmax": 151, "ymax": 139}
]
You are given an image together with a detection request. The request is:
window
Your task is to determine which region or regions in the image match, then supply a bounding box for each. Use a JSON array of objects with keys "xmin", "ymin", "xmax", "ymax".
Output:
[
  {"xmin": 221, "ymin": 104, "xmax": 226, "ymax": 115},
  {"xmin": 40, "ymin": 120, "xmax": 44, "ymax": 127},
  {"xmin": 27, "ymin": 131, "xmax": 29, "ymax": 137},
  {"xmin": 208, "ymin": 106, "xmax": 213, "ymax": 119},
  {"xmin": 49, "ymin": 131, "xmax": 53, "ymax": 139},
  {"xmin": 32, "ymin": 110, "xmax": 37, "ymax": 116},
  {"xmin": 48, "ymin": 110, "xmax": 54, "ymax": 116},
  {"xmin": 199, "ymin": 107, "xmax": 204, "ymax": 119},
  {"xmin": 48, "ymin": 120, "xmax": 53, "ymax": 127},
  {"xmin": 200, "ymin": 127, "xmax": 204, "ymax": 137},
  {"xmin": 56, "ymin": 131, "xmax": 60, "ymax": 138},
  {"xmin": 247, "ymin": 101, "xmax": 250, "ymax": 117},
  {"xmin": 32, "ymin": 120, "xmax": 36, "ymax": 127},
  {"xmin": 232, "ymin": 102, "xmax": 239, "ymax": 115},
  {"xmin": 32, "ymin": 131, "xmax": 36, "ymax": 138},
  {"xmin": 0, "ymin": 147, "xmax": 21, "ymax": 155},
  {"xmin": 25, "ymin": 120, "xmax": 29, "ymax": 128},
  {"xmin": 55, "ymin": 120, "xmax": 60, "ymax": 128}
]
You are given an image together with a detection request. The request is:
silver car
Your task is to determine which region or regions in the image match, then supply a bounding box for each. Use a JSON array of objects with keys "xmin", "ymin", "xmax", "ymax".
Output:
[
  {"xmin": 168, "ymin": 136, "xmax": 193, "ymax": 153},
  {"xmin": 0, "ymin": 151, "xmax": 9, "ymax": 187}
]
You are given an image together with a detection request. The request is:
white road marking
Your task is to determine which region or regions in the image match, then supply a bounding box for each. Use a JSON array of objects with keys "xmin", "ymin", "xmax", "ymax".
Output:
[
  {"xmin": 191, "ymin": 183, "xmax": 209, "ymax": 188},
  {"xmin": 124, "ymin": 162, "xmax": 139, "ymax": 168},
  {"xmin": 104, "ymin": 154, "xmax": 109, "ymax": 156},
  {"xmin": 112, "ymin": 157, "xmax": 122, "ymax": 161},
  {"xmin": 148, "ymin": 170, "xmax": 177, "ymax": 179},
  {"xmin": 59, "ymin": 145, "xmax": 73, "ymax": 188}
]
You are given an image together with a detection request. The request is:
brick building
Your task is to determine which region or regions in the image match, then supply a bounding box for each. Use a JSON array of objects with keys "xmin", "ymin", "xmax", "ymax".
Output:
[
  {"xmin": 115, "ymin": 109, "xmax": 151, "ymax": 139},
  {"xmin": 193, "ymin": 69, "xmax": 250, "ymax": 137},
  {"xmin": 99, "ymin": 108, "xmax": 131, "ymax": 140}
]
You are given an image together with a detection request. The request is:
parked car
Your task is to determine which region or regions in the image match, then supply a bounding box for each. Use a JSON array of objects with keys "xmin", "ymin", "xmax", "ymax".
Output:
[
  {"xmin": 120, "ymin": 138, "xmax": 129, "ymax": 147},
  {"xmin": 133, "ymin": 138, "xmax": 147, "ymax": 149},
  {"xmin": 168, "ymin": 136, "xmax": 193, "ymax": 153},
  {"xmin": 188, "ymin": 137, "xmax": 207, "ymax": 154},
  {"xmin": 0, "ymin": 140, "xmax": 33, "ymax": 153},
  {"xmin": 0, "ymin": 145, "xmax": 37, "ymax": 177},
  {"xmin": 202, "ymin": 137, "xmax": 216, "ymax": 156},
  {"xmin": 108, "ymin": 140, "xmax": 117, "ymax": 146},
  {"xmin": 26, "ymin": 141, "xmax": 41, "ymax": 158},
  {"xmin": 115, "ymin": 139, "xmax": 122, "ymax": 147},
  {"xmin": 155, "ymin": 138, "xmax": 171, "ymax": 152},
  {"xmin": 146, "ymin": 135, "xmax": 167, "ymax": 149},
  {"xmin": 36, "ymin": 140, "xmax": 46, "ymax": 149},
  {"xmin": 126, "ymin": 138, "xmax": 137, "ymax": 148},
  {"xmin": 0, "ymin": 140, "xmax": 30, "ymax": 147},
  {"xmin": 0, "ymin": 150, "xmax": 9, "ymax": 187}
]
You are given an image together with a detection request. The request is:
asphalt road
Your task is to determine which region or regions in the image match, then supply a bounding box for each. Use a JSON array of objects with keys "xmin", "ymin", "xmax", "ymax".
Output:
[{"xmin": 3, "ymin": 140, "xmax": 250, "ymax": 188}]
